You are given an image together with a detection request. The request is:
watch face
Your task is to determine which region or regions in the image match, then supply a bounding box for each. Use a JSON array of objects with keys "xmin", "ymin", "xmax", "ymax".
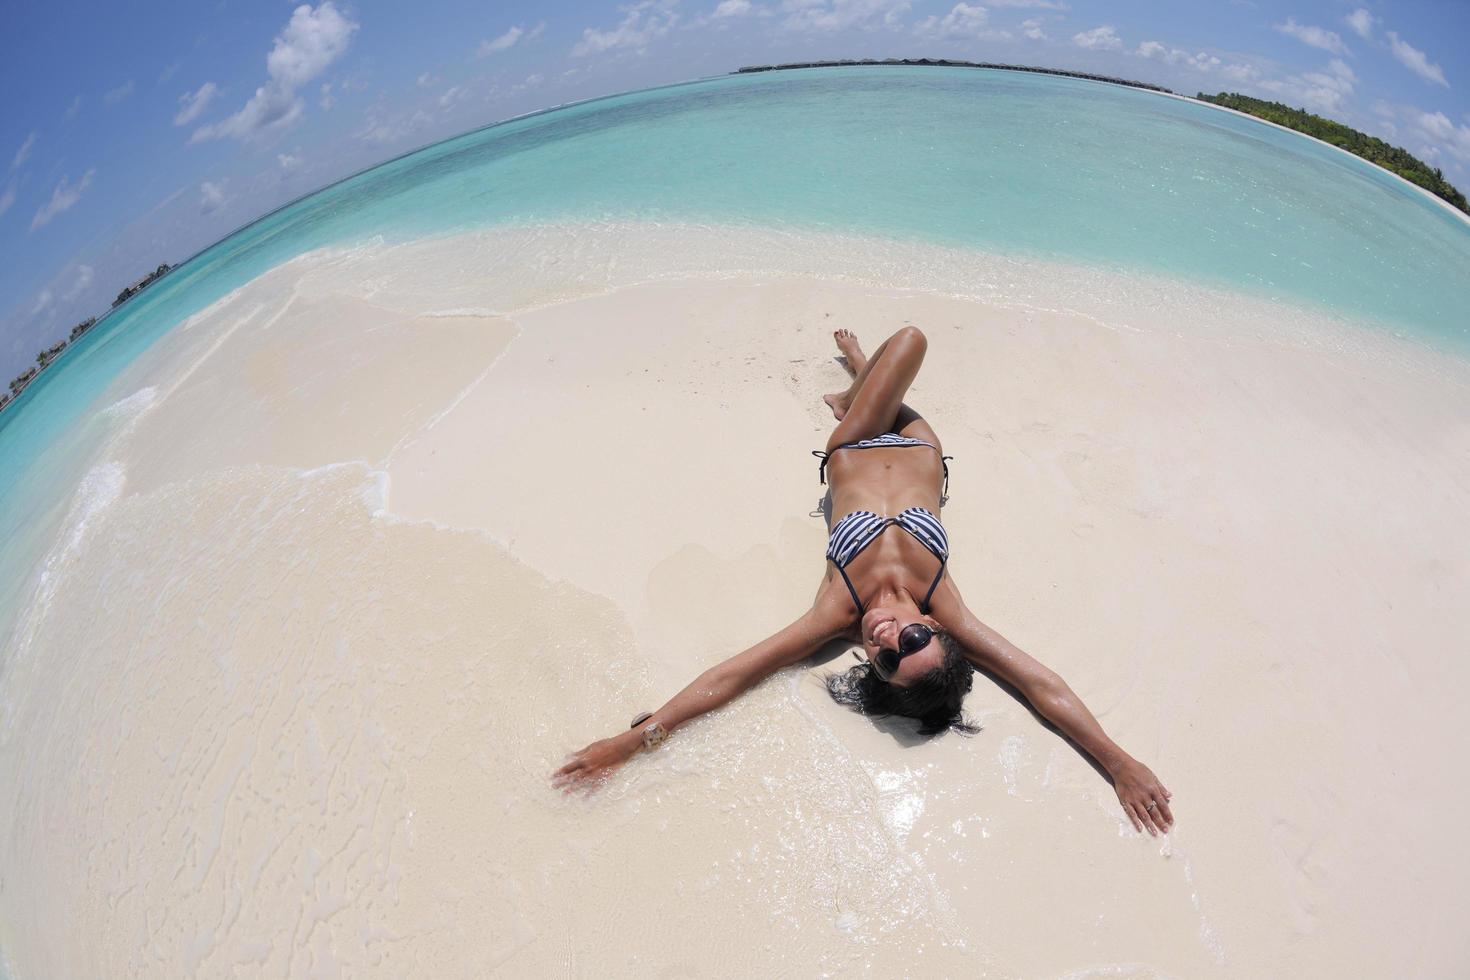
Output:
[{"xmin": 642, "ymin": 723, "xmax": 668, "ymax": 749}]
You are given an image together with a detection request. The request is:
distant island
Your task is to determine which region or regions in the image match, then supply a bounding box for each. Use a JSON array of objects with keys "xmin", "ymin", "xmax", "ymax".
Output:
[
  {"xmin": 1197, "ymin": 92, "xmax": 1468, "ymax": 215},
  {"xmin": 735, "ymin": 59, "xmax": 1174, "ymax": 95},
  {"xmin": 1, "ymin": 263, "xmax": 171, "ymax": 414},
  {"xmin": 113, "ymin": 263, "xmax": 172, "ymax": 309}
]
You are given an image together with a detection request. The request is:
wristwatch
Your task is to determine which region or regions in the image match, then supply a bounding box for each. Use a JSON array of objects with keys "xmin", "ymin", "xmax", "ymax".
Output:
[{"xmin": 629, "ymin": 711, "xmax": 670, "ymax": 750}]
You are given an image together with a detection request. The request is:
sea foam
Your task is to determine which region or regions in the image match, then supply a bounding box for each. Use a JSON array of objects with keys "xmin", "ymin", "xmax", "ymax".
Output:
[{"xmin": 101, "ymin": 385, "xmax": 158, "ymax": 422}]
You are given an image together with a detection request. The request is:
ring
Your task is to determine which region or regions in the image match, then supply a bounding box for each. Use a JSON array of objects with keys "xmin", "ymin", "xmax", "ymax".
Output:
[{"xmin": 1145, "ymin": 802, "xmax": 1158, "ymax": 810}]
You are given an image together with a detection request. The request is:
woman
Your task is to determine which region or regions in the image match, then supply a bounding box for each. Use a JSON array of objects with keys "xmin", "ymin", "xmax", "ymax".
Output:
[{"xmin": 554, "ymin": 326, "xmax": 1174, "ymax": 835}]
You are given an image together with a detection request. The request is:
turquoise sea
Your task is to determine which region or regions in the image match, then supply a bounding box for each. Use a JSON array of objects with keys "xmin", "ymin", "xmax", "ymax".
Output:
[{"xmin": 1, "ymin": 65, "xmax": 1468, "ymax": 641}]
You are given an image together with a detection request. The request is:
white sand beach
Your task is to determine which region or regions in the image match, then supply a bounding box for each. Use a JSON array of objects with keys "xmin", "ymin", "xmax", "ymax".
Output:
[{"xmin": 1, "ymin": 223, "xmax": 1467, "ymax": 977}]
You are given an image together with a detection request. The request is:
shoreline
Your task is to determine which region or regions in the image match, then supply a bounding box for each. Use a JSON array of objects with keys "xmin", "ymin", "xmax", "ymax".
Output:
[
  {"xmin": 7, "ymin": 214, "xmax": 1465, "ymax": 442},
  {"xmin": 324, "ymin": 221, "xmax": 1470, "ymax": 370}
]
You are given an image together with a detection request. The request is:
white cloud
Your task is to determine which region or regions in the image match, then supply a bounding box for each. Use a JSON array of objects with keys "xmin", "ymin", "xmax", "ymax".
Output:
[
  {"xmin": 482, "ymin": 26, "xmax": 523, "ymax": 54},
  {"xmin": 193, "ymin": 87, "xmax": 304, "ymax": 144},
  {"xmin": 1384, "ymin": 107, "xmax": 1470, "ymax": 166},
  {"xmin": 1020, "ymin": 17, "xmax": 1046, "ymax": 40},
  {"xmin": 199, "ymin": 180, "xmax": 229, "ymax": 215},
  {"xmin": 573, "ymin": 1, "xmax": 679, "ymax": 55},
  {"xmin": 65, "ymin": 95, "xmax": 82, "ymax": 120},
  {"xmin": 1220, "ymin": 61, "xmax": 1258, "ymax": 83},
  {"xmin": 1344, "ymin": 9, "xmax": 1374, "ymax": 40},
  {"xmin": 480, "ymin": 22, "xmax": 544, "ymax": 55},
  {"xmin": 30, "ymin": 169, "xmax": 95, "ymax": 231},
  {"xmin": 1258, "ymin": 58, "xmax": 1356, "ymax": 114},
  {"xmin": 512, "ymin": 73, "xmax": 545, "ymax": 94},
  {"xmin": 1386, "ymin": 32, "xmax": 1447, "ymax": 88},
  {"xmin": 915, "ymin": 3, "xmax": 996, "ymax": 40},
  {"xmin": 1414, "ymin": 110, "xmax": 1454, "ymax": 141},
  {"xmin": 1368, "ymin": 102, "xmax": 1470, "ymax": 175},
  {"xmin": 1181, "ymin": 50, "xmax": 1220, "ymax": 71},
  {"xmin": 267, "ymin": 3, "xmax": 358, "ymax": 87},
  {"xmin": 104, "ymin": 80, "xmax": 136, "ymax": 105},
  {"xmin": 417, "ymin": 72, "xmax": 437, "ymax": 88},
  {"xmin": 780, "ymin": 0, "xmax": 912, "ymax": 34},
  {"xmin": 1413, "ymin": 111, "xmax": 1470, "ymax": 162},
  {"xmin": 31, "ymin": 290, "xmax": 52, "ymax": 317},
  {"xmin": 1303, "ymin": 58, "xmax": 1356, "ymax": 103},
  {"xmin": 1272, "ymin": 18, "xmax": 1347, "ymax": 56},
  {"xmin": 193, "ymin": 2, "xmax": 358, "ymax": 143},
  {"xmin": 1072, "ymin": 25, "xmax": 1121, "ymax": 50},
  {"xmin": 278, "ymin": 151, "xmax": 302, "ymax": 169},
  {"xmin": 1134, "ymin": 41, "xmax": 1220, "ymax": 72},
  {"xmin": 712, "ymin": 0, "xmax": 753, "ymax": 16},
  {"xmin": 63, "ymin": 265, "xmax": 94, "ymax": 302},
  {"xmin": 1368, "ymin": 99, "xmax": 1399, "ymax": 131},
  {"xmin": 988, "ymin": 0, "xmax": 1064, "ymax": 7},
  {"xmin": 439, "ymin": 85, "xmax": 467, "ymax": 108},
  {"xmin": 0, "ymin": 181, "xmax": 15, "ymax": 218},
  {"xmin": 11, "ymin": 132, "xmax": 36, "ymax": 172},
  {"xmin": 158, "ymin": 62, "xmax": 180, "ymax": 84},
  {"xmin": 173, "ymin": 82, "xmax": 219, "ymax": 126}
]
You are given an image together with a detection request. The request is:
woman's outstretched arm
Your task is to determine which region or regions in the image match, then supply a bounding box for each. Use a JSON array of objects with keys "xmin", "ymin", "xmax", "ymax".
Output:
[
  {"xmin": 552, "ymin": 600, "xmax": 849, "ymax": 788},
  {"xmin": 930, "ymin": 582, "xmax": 1175, "ymax": 834}
]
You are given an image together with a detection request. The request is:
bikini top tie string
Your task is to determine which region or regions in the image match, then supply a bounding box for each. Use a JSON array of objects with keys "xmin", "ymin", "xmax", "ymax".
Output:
[{"xmin": 812, "ymin": 449, "xmax": 831, "ymax": 485}]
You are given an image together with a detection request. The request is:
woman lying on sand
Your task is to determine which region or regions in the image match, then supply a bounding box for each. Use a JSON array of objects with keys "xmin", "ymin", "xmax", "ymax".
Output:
[{"xmin": 554, "ymin": 326, "xmax": 1174, "ymax": 834}]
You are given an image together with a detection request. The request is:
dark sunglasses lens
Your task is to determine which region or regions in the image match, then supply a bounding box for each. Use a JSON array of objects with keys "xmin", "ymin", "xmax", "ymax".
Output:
[
  {"xmin": 899, "ymin": 624, "xmax": 934, "ymax": 655},
  {"xmin": 876, "ymin": 650, "xmax": 900, "ymax": 677}
]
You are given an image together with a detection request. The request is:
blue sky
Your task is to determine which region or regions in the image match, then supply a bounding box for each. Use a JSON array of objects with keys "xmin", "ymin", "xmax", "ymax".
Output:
[{"xmin": 3, "ymin": 0, "xmax": 1467, "ymax": 382}]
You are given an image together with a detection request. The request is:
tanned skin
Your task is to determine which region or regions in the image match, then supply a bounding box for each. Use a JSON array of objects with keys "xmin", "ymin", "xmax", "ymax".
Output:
[{"xmin": 553, "ymin": 326, "xmax": 1174, "ymax": 835}]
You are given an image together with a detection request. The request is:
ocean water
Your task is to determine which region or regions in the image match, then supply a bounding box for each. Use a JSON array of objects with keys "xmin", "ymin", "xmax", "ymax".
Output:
[{"xmin": 1, "ymin": 64, "xmax": 1467, "ymax": 649}]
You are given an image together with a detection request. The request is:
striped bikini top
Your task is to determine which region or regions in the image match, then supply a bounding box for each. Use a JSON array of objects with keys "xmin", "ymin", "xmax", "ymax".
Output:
[{"xmin": 825, "ymin": 507, "xmax": 949, "ymax": 615}]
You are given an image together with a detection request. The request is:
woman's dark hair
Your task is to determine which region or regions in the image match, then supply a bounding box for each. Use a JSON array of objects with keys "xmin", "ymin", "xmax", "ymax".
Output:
[{"xmin": 825, "ymin": 631, "xmax": 980, "ymax": 737}]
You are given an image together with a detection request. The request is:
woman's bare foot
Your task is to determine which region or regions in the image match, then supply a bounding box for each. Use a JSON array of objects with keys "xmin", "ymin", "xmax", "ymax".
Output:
[
  {"xmin": 823, "ymin": 391, "xmax": 850, "ymax": 421},
  {"xmin": 833, "ymin": 328, "xmax": 866, "ymax": 376},
  {"xmin": 823, "ymin": 329, "xmax": 866, "ymax": 420}
]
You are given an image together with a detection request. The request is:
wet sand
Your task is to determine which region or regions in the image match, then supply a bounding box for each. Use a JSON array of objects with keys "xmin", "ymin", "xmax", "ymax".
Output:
[{"xmin": 1, "ymin": 225, "xmax": 1467, "ymax": 977}]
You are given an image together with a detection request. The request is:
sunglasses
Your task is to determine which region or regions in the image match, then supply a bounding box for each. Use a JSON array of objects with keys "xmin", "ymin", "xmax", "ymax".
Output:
[{"xmin": 872, "ymin": 623, "xmax": 936, "ymax": 680}]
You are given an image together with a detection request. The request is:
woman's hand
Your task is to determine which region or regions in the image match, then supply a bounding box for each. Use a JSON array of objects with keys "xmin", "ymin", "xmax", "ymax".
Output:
[
  {"xmin": 552, "ymin": 732, "xmax": 640, "ymax": 790},
  {"xmin": 1112, "ymin": 759, "xmax": 1174, "ymax": 835}
]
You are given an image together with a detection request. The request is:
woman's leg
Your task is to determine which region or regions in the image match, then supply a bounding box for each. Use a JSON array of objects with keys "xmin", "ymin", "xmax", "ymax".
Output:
[
  {"xmin": 824, "ymin": 330, "xmax": 918, "ymax": 427},
  {"xmin": 823, "ymin": 326, "xmax": 933, "ymax": 453},
  {"xmin": 829, "ymin": 330, "xmax": 941, "ymax": 446}
]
